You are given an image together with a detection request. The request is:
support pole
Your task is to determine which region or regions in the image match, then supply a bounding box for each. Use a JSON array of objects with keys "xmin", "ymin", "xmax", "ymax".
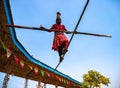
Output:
[
  {"xmin": 2, "ymin": 73, "xmax": 10, "ymax": 88},
  {"xmin": 44, "ymin": 83, "xmax": 46, "ymax": 88},
  {"xmin": 37, "ymin": 81, "xmax": 42, "ymax": 88},
  {"xmin": 38, "ymin": 81, "xmax": 40, "ymax": 86},
  {"xmin": 55, "ymin": 83, "xmax": 58, "ymax": 88},
  {"xmin": 24, "ymin": 79, "xmax": 28, "ymax": 88}
]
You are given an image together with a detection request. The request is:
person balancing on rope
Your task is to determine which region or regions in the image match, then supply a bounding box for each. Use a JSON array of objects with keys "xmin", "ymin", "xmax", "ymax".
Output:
[
  {"xmin": 41, "ymin": 12, "xmax": 70, "ymax": 62},
  {"xmin": 40, "ymin": 12, "xmax": 71, "ymax": 62},
  {"xmin": 50, "ymin": 12, "xmax": 71, "ymax": 62}
]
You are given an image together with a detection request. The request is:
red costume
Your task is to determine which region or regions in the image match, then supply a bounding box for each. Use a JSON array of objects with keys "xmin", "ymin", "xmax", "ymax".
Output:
[
  {"xmin": 50, "ymin": 12, "xmax": 69, "ymax": 62},
  {"xmin": 51, "ymin": 24, "xmax": 69, "ymax": 51}
]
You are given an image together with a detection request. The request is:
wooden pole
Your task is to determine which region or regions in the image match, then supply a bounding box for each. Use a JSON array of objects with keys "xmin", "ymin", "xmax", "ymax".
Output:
[
  {"xmin": 42, "ymin": 83, "xmax": 46, "ymax": 88},
  {"xmin": 24, "ymin": 79, "xmax": 28, "ymax": 88},
  {"xmin": 44, "ymin": 83, "xmax": 46, "ymax": 88},
  {"xmin": 37, "ymin": 78, "xmax": 42, "ymax": 88},
  {"xmin": 5, "ymin": 24, "xmax": 112, "ymax": 38},
  {"xmin": 55, "ymin": 83, "xmax": 58, "ymax": 88}
]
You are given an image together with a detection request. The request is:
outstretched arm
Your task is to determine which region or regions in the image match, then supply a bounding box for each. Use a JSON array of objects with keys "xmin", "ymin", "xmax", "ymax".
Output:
[
  {"xmin": 40, "ymin": 25, "xmax": 45, "ymax": 29},
  {"xmin": 64, "ymin": 25, "xmax": 72, "ymax": 34},
  {"xmin": 40, "ymin": 25, "xmax": 51, "ymax": 32}
]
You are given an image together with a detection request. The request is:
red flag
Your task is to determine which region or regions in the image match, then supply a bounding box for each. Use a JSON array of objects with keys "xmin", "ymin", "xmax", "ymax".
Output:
[
  {"xmin": 34, "ymin": 66, "xmax": 38, "ymax": 75},
  {"xmin": 56, "ymin": 76, "xmax": 61, "ymax": 82},
  {"xmin": 46, "ymin": 72, "xmax": 50, "ymax": 77},
  {"xmin": 51, "ymin": 74, "xmax": 55, "ymax": 78},
  {"xmin": 13, "ymin": 55, "xmax": 19, "ymax": 64}
]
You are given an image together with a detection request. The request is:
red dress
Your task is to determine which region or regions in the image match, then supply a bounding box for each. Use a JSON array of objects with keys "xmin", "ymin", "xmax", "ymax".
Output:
[{"xmin": 51, "ymin": 24, "xmax": 69, "ymax": 51}]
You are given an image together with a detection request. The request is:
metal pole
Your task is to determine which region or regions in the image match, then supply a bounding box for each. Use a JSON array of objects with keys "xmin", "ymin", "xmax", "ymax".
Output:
[
  {"xmin": 43, "ymin": 83, "xmax": 46, "ymax": 88},
  {"xmin": 24, "ymin": 79, "xmax": 28, "ymax": 88},
  {"xmin": 2, "ymin": 73, "xmax": 10, "ymax": 88}
]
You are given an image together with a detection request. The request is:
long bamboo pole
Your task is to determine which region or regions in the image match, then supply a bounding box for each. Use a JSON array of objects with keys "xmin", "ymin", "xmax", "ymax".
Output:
[{"xmin": 6, "ymin": 24, "xmax": 112, "ymax": 38}]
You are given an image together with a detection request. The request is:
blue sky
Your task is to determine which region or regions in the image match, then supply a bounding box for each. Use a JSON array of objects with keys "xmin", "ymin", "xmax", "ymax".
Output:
[{"xmin": 0, "ymin": 0, "xmax": 120, "ymax": 88}]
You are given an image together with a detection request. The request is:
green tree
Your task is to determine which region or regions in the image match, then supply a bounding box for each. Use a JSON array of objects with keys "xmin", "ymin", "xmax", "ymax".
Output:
[{"xmin": 82, "ymin": 70, "xmax": 110, "ymax": 88}]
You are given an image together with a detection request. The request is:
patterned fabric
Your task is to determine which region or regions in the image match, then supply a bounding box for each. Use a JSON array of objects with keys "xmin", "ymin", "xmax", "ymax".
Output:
[{"xmin": 51, "ymin": 24, "xmax": 69, "ymax": 51}]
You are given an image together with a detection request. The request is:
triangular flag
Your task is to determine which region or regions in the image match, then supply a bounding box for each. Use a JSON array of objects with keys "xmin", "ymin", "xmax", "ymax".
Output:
[
  {"xmin": 59, "ymin": 78, "xmax": 62, "ymax": 82},
  {"xmin": 34, "ymin": 66, "xmax": 38, "ymax": 75},
  {"xmin": 56, "ymin": 76, "xmax": 61, "ymax": 82},
  {"xmin": 0, "ymin": 40, "xmax": 6, "ymax": 51},
  {"xmin": 56, "ymin": 76, "xmax": 59, "ymax": 79},
  {"xmin": 28, "ymin": 64, "xmax": 33, "ymax": 70},
  {"xmin": 13, "ymin": 55, "xmax": 19, "ymax": 64},
  {"xmin": 6, "ymin": 47, "xmax": 12, "ymax": 58},
  {"xmin": 25, "ymin": 63, "xmax": 33, "ymax": 70},
  {"xmin": 20, "ymin": 60, "xmax": 25, "ymax": 68},
  {"xmin": 40, "ymin": 70, "xmax": 45, "ymax": 77},
  {"xmin": 64, "ymin": 79, "xmax": 66, "ymax": 84},
  {"xmin": 62, "ymin": 78, "xmax": 64, "ymax": 82},
  {"xmin": 51, "ymin": 74, "xmax": 55, "ymax": 78},
  {"xmin": 66, "ymin": 81, "xmax": 68, "ymax": 85},
  {"xmin": 46, "ymin": 72, "xmax": 50, "ymax": 77},
  {"xmin": 67, "ymin": 81, "xmax": 70, "ymax": 85},
  {"xmin": 58, "ymin": 77, "xmax": 62, "ymax": 82}
]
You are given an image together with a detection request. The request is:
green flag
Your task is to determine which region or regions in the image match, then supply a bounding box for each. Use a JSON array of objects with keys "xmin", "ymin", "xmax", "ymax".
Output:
[{"xmin": 0, "ymin": 40, "xmax": 6, "ymax": 51}]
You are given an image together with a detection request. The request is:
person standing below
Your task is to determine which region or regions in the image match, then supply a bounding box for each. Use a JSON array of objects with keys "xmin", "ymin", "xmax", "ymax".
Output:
[{"xmin": 50, "ymin": 12, "xmax": 70, "ymax": 62}]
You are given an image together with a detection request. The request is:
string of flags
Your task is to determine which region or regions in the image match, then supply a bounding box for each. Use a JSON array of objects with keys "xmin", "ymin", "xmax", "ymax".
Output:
[{"xmin": 0, "ymin": 39, "xmax": 80, "ymax": 87}]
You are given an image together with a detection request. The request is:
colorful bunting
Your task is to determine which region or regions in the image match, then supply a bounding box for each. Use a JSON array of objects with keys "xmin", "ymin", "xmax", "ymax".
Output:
[
  {"xmin": 0, "ymin": 39, "xmax": 76, "ymax": 87},
  {"xmin": 56, "ymin": 76, "xmax": 61, "ymax": 82},
  {"xmin": 40, "ymin": 70, "xmax": 45, "ymax": 77},
  {"xmin": 56, "ymin": 76, "xmax": 59, "ymax": 79},
  {"xmin": 34, "ymin": 66, "xmax": 39, "ymax": 75},
  {"xmin": 20, "ymin": 60, "xmax": 25, "ymax": 68},
  {"xmin": 13, "ymin": 55, "xmax": 19, "ymax": 64},
  {"xmin": 51, "ymin": 74, "xmax": 55, "ymax": 78},
  {"xmin": 46, "ymin": 72, "xmax": 50, "ymax": 77},
  {"xmin": 67, "ymin": 81, "xmax": 70, "ymax": 85},
  {"xmin": 66, "ymin": 81, "xmax": 68, "ymax": 85},
  {"xmin": 6, "ymin": 47, "xmax": 12, "ymax": 58},
  {"xmin": 0, "ymin": 40, "xmax": 6, "ymax": 51},
  {"xmin": 27, "ymin": 64, "xmax": 33, "ymax": 70},
  {"xmin": 64, "ymin": 79, "xmax": 66, "ymax": 84}
]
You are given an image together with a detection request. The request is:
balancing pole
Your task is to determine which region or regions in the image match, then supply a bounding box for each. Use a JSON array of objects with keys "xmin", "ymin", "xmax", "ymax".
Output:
[{"xmin": 5, "ymin": 24, "xmax": 111, "ymax": 38}]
